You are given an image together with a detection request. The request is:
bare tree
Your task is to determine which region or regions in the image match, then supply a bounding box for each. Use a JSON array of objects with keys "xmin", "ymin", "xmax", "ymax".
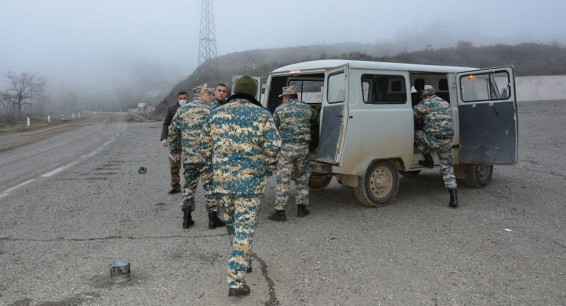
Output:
[
  {"xmin": 2, "ymin": 71, "xmax": 45, "ymax": 120},
  {"xmin": 0, "ymin": 90, "xmax": 17, "ymax": 119}
]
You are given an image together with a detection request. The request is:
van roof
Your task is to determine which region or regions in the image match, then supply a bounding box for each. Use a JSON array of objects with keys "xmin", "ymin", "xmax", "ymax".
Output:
[{"xmin": 271, "ymin": 59, "xmax": 477, "ymax": 74}]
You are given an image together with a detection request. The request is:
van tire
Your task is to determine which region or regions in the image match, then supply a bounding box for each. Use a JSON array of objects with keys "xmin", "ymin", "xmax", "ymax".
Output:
[
  {"xmin": 354, "ymin": 160, "xmax": 399, "ymax": 207},
  {"xmin": 309, "ymin": 175, "xmax": 333, "ymax": 192},
  {"xmin": 465, "ymin": 164, "xmax": 493, "ymax": 188}
]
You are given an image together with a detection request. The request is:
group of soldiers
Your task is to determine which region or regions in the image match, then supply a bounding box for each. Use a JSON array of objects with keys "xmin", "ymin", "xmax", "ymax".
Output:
[
  {"xmin": 159, "ymin": 77, "xmax": 457, "ymax": 298},
  {"xmin": 161, "ymin": 76, "xmax": 318, "ymax": 297}
]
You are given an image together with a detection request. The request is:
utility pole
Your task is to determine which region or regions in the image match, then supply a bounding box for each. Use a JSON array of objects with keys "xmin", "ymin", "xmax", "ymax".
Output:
[{"xmin": 197, "ymin": 0, "xmax": 219, "ymax": 84}]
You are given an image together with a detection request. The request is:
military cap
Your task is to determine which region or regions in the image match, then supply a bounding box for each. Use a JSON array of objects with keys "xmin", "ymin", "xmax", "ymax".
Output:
[
  {"xmin": 420, "ymin": 88, "xmax": 436, "ymax": 98},
  {"xmin": 278, "ymin": 86, "xmax": 297, "ymax": 97},
  {"xmin": 192, "ymin": 83, "xmax": 213, "ymax": 94}
]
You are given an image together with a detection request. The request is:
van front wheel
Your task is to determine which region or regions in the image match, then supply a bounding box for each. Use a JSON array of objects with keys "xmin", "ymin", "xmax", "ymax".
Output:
[{"xmin": 354, "ymin": 160, "xmax": 399, "ymax": 207}]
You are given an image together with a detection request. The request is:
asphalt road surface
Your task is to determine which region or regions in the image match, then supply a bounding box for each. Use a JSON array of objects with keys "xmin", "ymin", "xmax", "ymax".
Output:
[{"xmin": 0, "ymin": 102, "xmax": 565, "ymax": 306}]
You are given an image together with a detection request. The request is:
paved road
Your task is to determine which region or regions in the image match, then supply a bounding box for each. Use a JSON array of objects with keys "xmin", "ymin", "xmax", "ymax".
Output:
[{"xmin": 0, "ymin": 102, "xmax": 565, "ymax": 305}]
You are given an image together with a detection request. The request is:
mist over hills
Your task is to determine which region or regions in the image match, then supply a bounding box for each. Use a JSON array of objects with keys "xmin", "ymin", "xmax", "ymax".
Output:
[{"xmin": 156, "ymin": 41, "xmax": 566, "ymax": 113}]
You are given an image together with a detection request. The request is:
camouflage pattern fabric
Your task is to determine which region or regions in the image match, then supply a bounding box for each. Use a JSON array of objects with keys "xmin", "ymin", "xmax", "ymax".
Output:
[
  {"xmin": 273, "ymin": 99, "xmax": 318, "ymax": 144},
  {"xmin": 274, "ymin": 143, "xmax": 311, "ymax": 210},
  {"xmin": 180, "ymin": 165, "xmax": 215, "ymax": 212},
  {"xmin": 273, "ymin": 99, "xmax": 318, "ymax": 209},
  {"xmin": 168, "ymin": 98, "xmax": 218, "ymax": 212},
  {"xmin": 413, "ymin": 95, "xmax": 454, "ymax": 138},
  {"xmin": 414, "ymin": 95, "xmax": 457, "ymax": 189},
  {"xmin": 211, "ymin": 98, "xmax": 226, "ymax": 108},
  {"xmin": 169, "ymin": 157, "xmax": 181, "ymax": 191},
  {"xmin": 200, "ymin": 99, "xmax": 281, "ymax": 195},
  {"xmin": 199, "ymin": 98, "xmax": 281, "ymax": 289},
  {"xmin": 220, "ymin": 194, "xmax": 260, "ymax": 289}
]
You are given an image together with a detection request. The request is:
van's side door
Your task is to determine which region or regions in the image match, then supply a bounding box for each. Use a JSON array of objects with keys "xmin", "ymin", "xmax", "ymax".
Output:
[
  {"xmin": 316, "ymin": 65, "xmax": 349, "ymax": 164},
  {"xmin": 456, "ymin": 66, "xmax": 518, "ymax": 164}
]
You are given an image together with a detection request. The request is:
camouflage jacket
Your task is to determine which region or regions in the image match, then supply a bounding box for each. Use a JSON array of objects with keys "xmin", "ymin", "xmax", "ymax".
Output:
[
  {"xmin": 199, "ymin": 98, "xmax": 282, "ymax": 195},
  {"xmin": 168, "ymin": 98, "xmax": 213, "ymax": 164},
  {"xmin": 273, "ymin": 99, "xmax": 319, "ymax": 145},
  {"xmin": 413, "ymin": 95, "xmax": 454, "ymax": 137},
  {"xmin": 211, "ymin": 98, "xmax": 226, "ymax": 108}
]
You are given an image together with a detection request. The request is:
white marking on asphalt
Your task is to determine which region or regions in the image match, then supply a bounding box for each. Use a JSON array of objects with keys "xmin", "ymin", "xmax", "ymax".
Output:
[
  {"xmin": 1, "ymin": 132, "xmax": 121, "ymax": 198},
  {"xmin": 0, "ymin": 179, "xmax": 35, "ymax": 199},
  {"xmin": 41, "ymin": 161, "xmax": 79, "ymax": 177}
]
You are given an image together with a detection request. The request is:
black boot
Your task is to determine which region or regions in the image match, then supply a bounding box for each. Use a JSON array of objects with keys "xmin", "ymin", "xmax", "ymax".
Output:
[
  {"xmin": 448, "ymin": 189, "xmax": 458, "ymax": 208},
  {"xmin": 268, "ymin": 210, "xmax": 286, "ymax": 222},
  {"xmin": 182, "ymin": 208, "xmax": 195, "ymax": 229},
  {"xmin": 418, "ymin": 153, "xmax": 434, "ymax": 168},
  {"xmin": 297, "ymin": 204, "xmax": 310, "ymax": 218},
  {"xmin": 208, "ymin": 211, "xmax": 226, "ymax": 229}
]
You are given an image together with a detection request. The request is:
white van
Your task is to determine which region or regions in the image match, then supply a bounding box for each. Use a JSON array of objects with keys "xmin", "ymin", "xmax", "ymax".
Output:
[{"xmin": 262, "ymin": 59, "xmax": 518, "ymax": 207}]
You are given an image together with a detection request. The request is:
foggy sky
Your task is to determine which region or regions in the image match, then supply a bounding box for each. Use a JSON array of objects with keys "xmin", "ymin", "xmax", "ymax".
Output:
[{"xmin": 1, "ymin": 0, "xmax": 565, "ymax": 95}]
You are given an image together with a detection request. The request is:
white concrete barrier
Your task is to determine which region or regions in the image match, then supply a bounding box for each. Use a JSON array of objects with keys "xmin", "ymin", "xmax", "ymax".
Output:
[{"xmin": 516, "ymin": 75, "xmax": 566, "ymax": 102}]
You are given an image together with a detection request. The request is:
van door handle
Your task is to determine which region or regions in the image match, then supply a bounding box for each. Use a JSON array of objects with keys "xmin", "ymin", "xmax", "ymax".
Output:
[{"xmin": 490, "ymin": 103, "xmax": 500, "ymax": 115}]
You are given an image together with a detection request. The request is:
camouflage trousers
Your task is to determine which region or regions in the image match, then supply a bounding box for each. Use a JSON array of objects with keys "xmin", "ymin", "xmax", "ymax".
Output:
[
  {"xmin": 275, "ymin": 144, "xmax": 311, "ymax": 210},
  {"xmin": 169, "ymin": 157, "xmax": 182, "ymax": 191},
  {"xmin": 219, "ymin": 194, "xmax": 260, "ymax": 289},
  {"xmin": 181, "ymin": 163, "xmax": 218, "ymax": 212},
  {"xmin": 415, "ymin": 130, "xmax": 458, "ymax": 189}
]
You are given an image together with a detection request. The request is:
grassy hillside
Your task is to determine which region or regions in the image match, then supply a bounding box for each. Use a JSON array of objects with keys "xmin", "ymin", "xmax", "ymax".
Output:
[{"xmin": 156, "ymin": 41, "xmax": 566, "ymax": 113}]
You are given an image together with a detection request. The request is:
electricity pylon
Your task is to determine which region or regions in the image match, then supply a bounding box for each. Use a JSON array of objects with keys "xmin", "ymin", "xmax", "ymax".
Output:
[{"xmin": 197, "ymin": 0, "xmax": 219, "ymax": 84}]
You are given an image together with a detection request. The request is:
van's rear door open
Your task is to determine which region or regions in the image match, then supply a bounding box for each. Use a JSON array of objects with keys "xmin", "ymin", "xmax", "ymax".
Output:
[
  {"xmin": 316, "ymin": 65, "xmax": 349, "ymax": 164},
  {"xmin": 456, "ymin": 66, "xmax": 518, "ymax": 164}
]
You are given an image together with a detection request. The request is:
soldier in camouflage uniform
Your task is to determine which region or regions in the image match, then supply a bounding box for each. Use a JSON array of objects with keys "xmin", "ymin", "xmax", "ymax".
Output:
[
  {"xmin": 211, "ymin": 83, "xmax": 228, "ymax": 108},
  {"xmin": 268, "ymin": 86, "xmax": 319, "ymax": 222},
  {"xmin": 160, "ymin": 91, "xmax": 187, "ymax": 195},
  {"xmin": 199, "ymin": 75, "xmax": 281, "ymax": 297},
  {"xmin": 169, "ymin": 84, "xmax": 226, "ymax": 229},
  {"xmin": 414, "ymin": 88, "xmax": 459, "ymax": 207}
]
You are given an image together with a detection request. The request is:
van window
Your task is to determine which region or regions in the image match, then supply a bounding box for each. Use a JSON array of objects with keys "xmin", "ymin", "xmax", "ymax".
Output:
[
  {"xmin": 362, "ymin": 74, "xmax": 407, "ymax": 104},
  {"xmin": 460, "ymin": 70, "xmax": 511, "ymax": 102},
  {"xmin": 289, "ymin": 79, "xmax": 324, "ymax": 104},
  {"xmin": 327, "ymin": 72, "xmax": 346, "ymax": 104}
]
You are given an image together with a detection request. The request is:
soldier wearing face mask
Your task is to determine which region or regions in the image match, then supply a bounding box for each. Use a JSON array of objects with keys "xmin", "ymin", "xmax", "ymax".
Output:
[
  {"xmin": 169, "ymin": 84, "xmax": 225, "ymax": 230},
  {"xmin": 160, "ymin": 91, "xmax": 188, "ymax": 195}
]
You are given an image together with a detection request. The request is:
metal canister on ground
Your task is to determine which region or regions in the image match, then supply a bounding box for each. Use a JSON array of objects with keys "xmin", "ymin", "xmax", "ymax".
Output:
[{"xmin": 110, "ymin": 259, "xmax": 131, "ymax": 283}]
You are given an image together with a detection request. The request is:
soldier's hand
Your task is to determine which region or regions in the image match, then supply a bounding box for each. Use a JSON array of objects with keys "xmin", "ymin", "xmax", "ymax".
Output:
[
  {"xmin": 161, "ymin": 139, "xmax": 168, "ymax": 147},
  {"xmin": 169, "ymin": 154, "xmax": 179, "ymax": 161}
]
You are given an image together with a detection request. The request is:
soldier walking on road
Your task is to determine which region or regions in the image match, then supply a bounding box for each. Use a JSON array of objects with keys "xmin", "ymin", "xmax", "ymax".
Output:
[
  {"xmin": 168, "ymin": 84, "xmax": 225, "ymax": 229},
  {"xmin": 414, "ymin": 88, "xmax": 459, "ymax": 207},
  {"xmin": 160, "ymin": 91, "xmax": 186, "ymax": 195},
  {"xmin": 268, "ymin": 86, "xmax": 319, "ymax": 222},
  {"xmin": 199, "ymin": 75, "xmax": 281, "ymax": 297}
]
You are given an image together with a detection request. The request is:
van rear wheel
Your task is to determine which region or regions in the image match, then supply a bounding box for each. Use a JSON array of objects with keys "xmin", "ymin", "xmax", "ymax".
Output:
[
  {"xmin": 354, "ymin": 160, "xmax": 399, "ymax": 207},
  {"xmin": 309, "ymin": 175, "xmax": 332, "ymax": 192},
  {"xmin": 465, "ymin": 164, "xmax": 493, "ymax": 188}
]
